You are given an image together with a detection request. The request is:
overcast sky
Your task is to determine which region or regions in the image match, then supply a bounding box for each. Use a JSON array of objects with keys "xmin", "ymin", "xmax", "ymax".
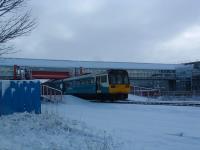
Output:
[{"xmin": 9, "ymin": 0, "xmax": 200, "ymax": 63}]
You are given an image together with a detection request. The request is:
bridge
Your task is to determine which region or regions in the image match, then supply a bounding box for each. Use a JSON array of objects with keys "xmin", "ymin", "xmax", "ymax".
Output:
[{"xmin": 0, "ymin": 57, "xmax": 180, "ymax": 80}]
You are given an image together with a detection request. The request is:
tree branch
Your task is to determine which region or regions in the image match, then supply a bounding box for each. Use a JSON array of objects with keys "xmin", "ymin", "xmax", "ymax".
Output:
[
  {"xmin": 0, "ymin": 12, "xmax": 36, "ymax": 43},
  {"xmin": 0, "ymin": 0, "xmax": 36, "ymax": 55},
  {"xmin": 0, "ymin": 0, "xmax": 24, "ymax": 17}
]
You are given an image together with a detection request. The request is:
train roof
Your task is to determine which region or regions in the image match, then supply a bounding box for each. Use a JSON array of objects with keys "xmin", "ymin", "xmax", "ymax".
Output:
[
  {"xmin": 0, "ymin": 57, "xmax": 182, "ymax": 70},
  {"xmin": 63, "ymin": 73, "xmax": 96, "ymax": 81}
]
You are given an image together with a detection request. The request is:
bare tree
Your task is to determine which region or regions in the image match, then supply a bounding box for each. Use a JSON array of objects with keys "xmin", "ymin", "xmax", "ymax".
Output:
[{"xmin": 0, "ymin": 0, "xmax": 36, "ymax": 55}]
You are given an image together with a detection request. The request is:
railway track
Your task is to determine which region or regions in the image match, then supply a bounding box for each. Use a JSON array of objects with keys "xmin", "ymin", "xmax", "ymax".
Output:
[{"xmin": 92, "ymin": 100, "xmax": 200, "ymax": 107}]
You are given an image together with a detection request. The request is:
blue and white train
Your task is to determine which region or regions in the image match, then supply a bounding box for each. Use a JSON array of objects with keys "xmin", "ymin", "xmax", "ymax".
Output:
[{"xmin": 49, "ymin": 69, "xmax": 130, "ymax": 101}]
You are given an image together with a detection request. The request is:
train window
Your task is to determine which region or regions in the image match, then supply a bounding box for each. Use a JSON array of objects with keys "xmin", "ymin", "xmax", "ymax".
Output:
[
  {"xmin": 109, "ymin": 72, "xmax": 129, "ymax": 84},
  {"xmin": 109, "ymin": 76, "xmax": 116, "ymax": 84},
  {"xmin": 86, "ymin": 79, "xmax": 88, "ymax": 84},
  {"xmin": 85, "ymin": 79, "xmax": 88, "ymax": 84},
  {"xmin": 87, "ymin": 79, "xmax": 90, "ymax": 84},
  {"xmin": 101, "ymin": 75, "xmax": 107, "ymax": 83},
  {"xmin": 91, "ymin": 79, "xmax": 94, "ymax": 84},
  {"xmin": 123, "ymin": 75, "xmax": 129, "ymax": 84},
  {"xmin": 65, "ymin": 82, "xmax": 70, "ymax": 87},
  {"xmin": 72, "ymin": 81, "xmax": 76, "ymax": 86},
  {"xmin": 116, "ymin": 74, "xmax": 122, "ymax": 84},
  {"xmin": 60, "ymin": 83, "xmax": 63, "ymax": 89},
  {"xmin": 76, "ymin": 80, "xmax": 80, "ymax": 85},
  {"xmin": 82, "ymin": 80, "xmax": 86, "ymax": 85}
]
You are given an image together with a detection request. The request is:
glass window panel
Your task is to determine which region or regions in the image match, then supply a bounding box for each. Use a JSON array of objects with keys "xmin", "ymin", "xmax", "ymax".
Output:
[{"xmin": 101, "ymin": 75, "xmax": 107, "ymax": 83}]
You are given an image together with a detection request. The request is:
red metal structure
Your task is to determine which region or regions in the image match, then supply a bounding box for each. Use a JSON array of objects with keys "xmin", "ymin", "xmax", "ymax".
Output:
[
  {"xmin": 13, "ymin": 65, "xmax": 70, "ymax": 80},
  {"xmin": 1, "ymin": 63, "xmax": 84, "ymax": 80},
  {"xmin": 13, "ymin": 65, "xmax": 18, "ymax": 80},
  {"xmin": 32, "ymin": 71, "xmax": 70, "ymax": 79}
]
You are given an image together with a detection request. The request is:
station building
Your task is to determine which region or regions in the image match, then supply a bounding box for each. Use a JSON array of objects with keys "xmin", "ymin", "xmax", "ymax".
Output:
[
  {"xmin": 0, "ymin": 58, "xmax": 199, "ymax": 92},
  {"xmin": 184, "ymin": 61, "xmax": 200, "ymax": 91}
]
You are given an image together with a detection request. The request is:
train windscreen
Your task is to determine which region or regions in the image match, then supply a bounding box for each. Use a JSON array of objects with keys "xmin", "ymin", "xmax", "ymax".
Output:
[{"xmin": 108, "ymin": 70, "xmax": 129, "ymax": 84}]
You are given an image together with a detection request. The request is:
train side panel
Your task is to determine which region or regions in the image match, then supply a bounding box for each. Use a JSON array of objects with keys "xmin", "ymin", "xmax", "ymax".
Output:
[
  {"xmin": 65, "ymin": 83, "xmax": 96, "ymax": 94},
  {"xmin": 64, "ymin": 77, "xmax": 96, "ymax": 94}
]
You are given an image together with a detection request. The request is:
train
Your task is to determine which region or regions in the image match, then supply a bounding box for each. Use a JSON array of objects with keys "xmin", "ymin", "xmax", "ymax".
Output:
[{"xmin": 46, "ymin": 69, "xmax": 131, "ymax": 101}]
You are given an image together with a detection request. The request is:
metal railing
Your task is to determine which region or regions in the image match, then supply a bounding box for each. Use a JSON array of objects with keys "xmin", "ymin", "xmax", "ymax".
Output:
[
  {"xmin": 158, "ymin": 91, "xmax": 200, "ymax": 101},
  {"xmin": 41, "ymin": 85, "xmax": 63, "ymax": 102},
  {"xmin": 131, "ymin": 85, "xmax": 160, "ymax": 98},
  {"xmin": 160, "ymin": 91, "xmax": 200, "ymax": 97}
]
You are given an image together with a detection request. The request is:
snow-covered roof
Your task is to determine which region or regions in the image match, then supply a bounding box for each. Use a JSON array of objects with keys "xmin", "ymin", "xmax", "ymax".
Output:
[{"xmin": 0, "ymin": 57, "xmax": 182, "ymax": 70}]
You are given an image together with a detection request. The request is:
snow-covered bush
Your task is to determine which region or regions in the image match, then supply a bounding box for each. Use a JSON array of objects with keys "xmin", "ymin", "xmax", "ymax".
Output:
[{"xmin": 0, "ymin": 113, "xmax": 116, "ymax": 150}]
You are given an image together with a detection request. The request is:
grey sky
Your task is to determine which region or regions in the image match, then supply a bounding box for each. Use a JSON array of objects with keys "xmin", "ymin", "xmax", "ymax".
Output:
[{"xmin": 9, "ymin": 0, "xmax": 200, "ymax": 63}]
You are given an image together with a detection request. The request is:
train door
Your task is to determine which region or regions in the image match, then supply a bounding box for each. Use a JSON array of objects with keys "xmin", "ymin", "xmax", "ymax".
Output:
[{"xmin": 96, "ymin": 76, "xmax": 101, "ymax": 93}]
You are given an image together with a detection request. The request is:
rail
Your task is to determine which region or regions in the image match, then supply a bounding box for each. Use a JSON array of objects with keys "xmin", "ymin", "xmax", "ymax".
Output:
[
  {"xmin": 41, "ymin": 85, "xmax": 63, "ymax": 102},
  {"xmin": 93, "ymin": 100, "xmax": 200, "ymax": 107}
]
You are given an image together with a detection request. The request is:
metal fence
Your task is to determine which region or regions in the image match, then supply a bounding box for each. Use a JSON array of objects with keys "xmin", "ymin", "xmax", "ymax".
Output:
[
  {"xmin": 159, "ymin": 91, "xmax": 200, "ymax": 101},
  {"xmin": 41, "ymin": 84, "xmax": 63, "ymax": 116},
  {"xmin": 130, "ymin": 86, "xmax": 160, "ymax": 98},
  {"xmin": 41, "ymin": 85, "xmax": 63, "ymax": 102},
  {"xmin": 130, "ymin": 85, "xmax": 200, "ymax": 101}
]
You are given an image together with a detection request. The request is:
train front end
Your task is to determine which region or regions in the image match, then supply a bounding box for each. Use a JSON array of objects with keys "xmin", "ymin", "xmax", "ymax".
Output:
[{"xmin": 108, "ymin": 69, "xmax": 130, "ymax": 99}]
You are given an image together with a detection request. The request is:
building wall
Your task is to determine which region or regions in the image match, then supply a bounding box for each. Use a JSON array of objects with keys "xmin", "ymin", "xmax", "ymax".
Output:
[{"xmin": 184, "ymin": 62, "xmax": 200, "ymax": 91}]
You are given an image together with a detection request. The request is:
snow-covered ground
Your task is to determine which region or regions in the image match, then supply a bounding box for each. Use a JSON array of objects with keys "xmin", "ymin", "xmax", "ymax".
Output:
[
  {"xmin": 128, "ymin": 94, "xmax": 154, "ymax": 101},
  {"xmin": 129, "ymin": 94, "xmax": 200, "ymax": 102},
  {"xmin": 42, "ymin": 95, "xmax": 200, "ymax": 150},
  {"xmin": 0, "ymin": 112, "xmax": 115, "ymax": 150},
  {"xmin": 1, "ymin": 95, "xmax": 200, "ymax": 150},
  {"xmin": 128, "ymin": 94, "xmax": 200, "ymax": 105}
]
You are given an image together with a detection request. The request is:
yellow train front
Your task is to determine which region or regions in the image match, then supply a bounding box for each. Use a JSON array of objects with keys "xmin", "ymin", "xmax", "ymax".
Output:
[
  {"xmin": 96, "ymin": 69, "xmax": 130, "ymax": 100},
  {"xmin": 60, "ymin": 69, "xmax": 130, "ymax": 101}
]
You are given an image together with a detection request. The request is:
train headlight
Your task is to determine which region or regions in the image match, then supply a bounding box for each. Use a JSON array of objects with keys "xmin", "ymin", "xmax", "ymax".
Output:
[
  {"xmin": 125, "ymin": 85, "xmax": 130, "ymax": 88},
  {"xmin": 111, "ymin": 85, "xmax": 115, "ymax": 88}
]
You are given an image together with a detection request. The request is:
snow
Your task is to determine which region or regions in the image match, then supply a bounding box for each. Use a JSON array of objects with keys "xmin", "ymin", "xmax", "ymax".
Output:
[
  {"xmin": 1, "ymin": 95, "xmax": 200, "ymax": 150},
  {"xmin": 128, "ymin": 94, "xmax": 200, "ymax": 103},
  {"xmin": 0, "ymin": 57, "xmax": 181, "ymax": 70},
  {"xmin": 128, "ymin": 94, "xmax": 155, "ymax": 101},
  {"xmin": 0, "ymin": 113, "xmax": 116, "ymax": 150},
  {"xmin": 43, "ymin": 95, "xmax": 200, "ymax": 150}
]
